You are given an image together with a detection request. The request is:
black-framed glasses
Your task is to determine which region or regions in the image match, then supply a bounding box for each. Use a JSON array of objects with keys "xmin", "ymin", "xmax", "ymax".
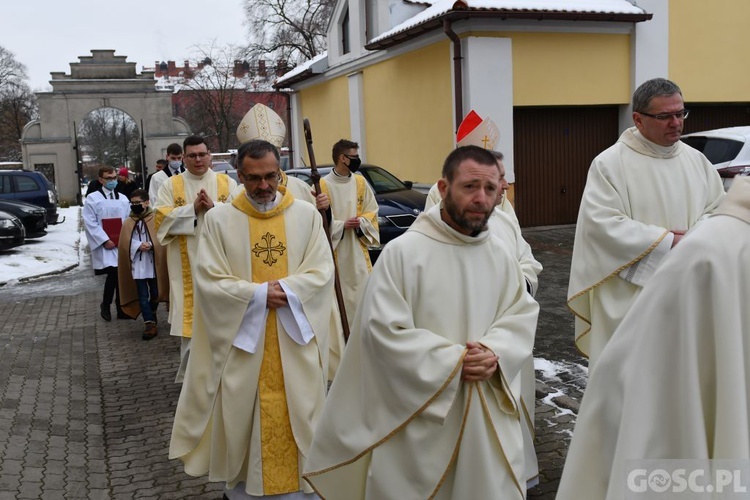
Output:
[
  {"xmin": 185, "ymin": 152, "xmax": 210, "ymax": 159},
  {"xmin": 638, "ymin": 109, "xmax": 690, "ymax": 121}
]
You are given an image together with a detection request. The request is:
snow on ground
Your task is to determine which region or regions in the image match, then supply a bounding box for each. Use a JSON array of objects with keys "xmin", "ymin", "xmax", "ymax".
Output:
[
  {"xmin": 535, "ymin": 357, "xmax": 588, "ymax": 383},
  {"xmin": 0, "ymin": 207, "xmax": 84, "ymax": 286}
]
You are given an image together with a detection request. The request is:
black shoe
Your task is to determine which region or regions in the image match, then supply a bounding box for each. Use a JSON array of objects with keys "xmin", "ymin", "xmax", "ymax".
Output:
[
  {"xmin": 100, "ymin": 304, "xmax": 112, "ymax": 322},
  {"xmin": 116, "ymin": 310, "xmax": 131, "ymax": 320}
]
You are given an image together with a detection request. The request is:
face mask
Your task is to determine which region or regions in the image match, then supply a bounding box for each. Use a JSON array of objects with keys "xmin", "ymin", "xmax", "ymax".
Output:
[
  {"xmin": 131, "ymin": 204, "xmax": 145, "ymax": 215},
  {"xmin": 104, "ymin": 180, "xmax": 118, "ymax": 191},
  {"xmin": 347, "ymin": 156, "xmax": 361, "ymax": 173},
  {"xmin": 168, "ymin": 160, "xmax": 182, "ymax": 171}
]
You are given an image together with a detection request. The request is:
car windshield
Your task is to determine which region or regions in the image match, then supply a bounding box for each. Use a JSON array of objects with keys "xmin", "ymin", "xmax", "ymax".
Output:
[
  {"xmin": 360, "ymin": 167, "xmax": 407, "ymax": 194},
  {"xmin": 682, "ymin": 136, "xmax": 744, "ymax": 165}
]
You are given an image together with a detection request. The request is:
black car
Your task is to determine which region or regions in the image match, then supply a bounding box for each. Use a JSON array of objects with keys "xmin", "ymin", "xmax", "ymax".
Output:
[
  {"xmin": 0, "ymin": 170, "xmax": 61, "ymax": 225},
  {"xmin": 0, "ymin": 210, "xmax": 25, "ymax": 250},
  {"xmin": 286, "ymin": 164, "xmax": 427, "ymax": 257},
  {"xmin": 0, "ymin": 199, "xmax": 48, "ymax": 238}
]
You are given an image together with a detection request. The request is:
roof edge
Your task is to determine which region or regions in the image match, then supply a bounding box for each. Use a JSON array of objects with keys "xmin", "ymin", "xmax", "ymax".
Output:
[{"xmin": 365, "ymin": 10, "xmax": 653, "ymax": 51}]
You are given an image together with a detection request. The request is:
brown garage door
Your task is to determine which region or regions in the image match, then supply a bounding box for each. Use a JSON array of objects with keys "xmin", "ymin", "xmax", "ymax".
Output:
[
  {"xmin": 682, "ymin": 103, "xmax": 750, "ymax": 134},
  {"xmin": 513, "ymin": 106, "xmax": 619, "ymax": 227}
]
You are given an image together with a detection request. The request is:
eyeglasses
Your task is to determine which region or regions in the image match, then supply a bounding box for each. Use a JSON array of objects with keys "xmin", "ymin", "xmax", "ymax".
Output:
[
  {"xmin": 242, "ymin": 172, "xmax": 281, "ymax": 184},
  {"xmin": 101, "ymin": 176, "xmax": 117, "ymax": 181},
  {"xmin": 185, "ymin": 152, "xmax": 210, "ymax": 159},
  {"xmin": 638, "ymin": 109, "xmax": 690, "ymax": 121},
  {"xmin": 343, "ymin": 154, "xmax": 360, "ymax": 160}
]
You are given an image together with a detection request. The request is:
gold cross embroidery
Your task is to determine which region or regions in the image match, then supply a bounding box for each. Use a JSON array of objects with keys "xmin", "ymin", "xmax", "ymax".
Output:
[
  {"xmin": 174, "ymin": 196, "xmax": 186, "ymax": 207},
  {"xmin": 482, "ymin": 135, "xmax": 491, "ymax": 148},
  {"xmin": 252, "ymin": 232, "xmax": 286, "ymax": 267}
]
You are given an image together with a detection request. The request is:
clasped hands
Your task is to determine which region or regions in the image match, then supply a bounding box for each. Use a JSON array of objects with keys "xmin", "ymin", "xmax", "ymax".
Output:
[
  {"xmin": 266, "ymin": 280, "xmax": 288, "ymax": 309},
  {"xmin": 461, "ymin": 341, "xmax": 499, "ymax": 382},
  {"xmin": 193, "ymin": 189, "xmax": 215, "ymax": 213}
]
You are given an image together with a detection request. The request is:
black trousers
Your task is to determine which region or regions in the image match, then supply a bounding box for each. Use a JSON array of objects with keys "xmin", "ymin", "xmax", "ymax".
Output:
[{"xmin": 96, "ymin": 266, "xmax": 120, "ymax": 308}]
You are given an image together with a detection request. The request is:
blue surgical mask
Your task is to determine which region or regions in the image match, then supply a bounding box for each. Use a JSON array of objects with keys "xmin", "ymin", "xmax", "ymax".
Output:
[
  {"xmin": 169, "ymin": 160, "xmax": 182, "ymax": 171},
  {"xmin": 104, "ymin": 180, "xmax": 118, "ymax": 191}
]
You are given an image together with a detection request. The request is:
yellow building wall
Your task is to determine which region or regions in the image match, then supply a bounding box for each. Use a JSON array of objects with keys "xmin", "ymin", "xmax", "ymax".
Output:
[
  {"xmin": 669, "ymin": 0, "xmax": 750, "ymax": 102},
  {"xmin": 297, "ymin": 76, "xmax": 351, "ymax": 165},
  {"xmin": 502, "ymin": 32, "xmax": 631, "ymax": 106},
  {"xmin": 362, "ymin": 41, "xmax": 455, "ymax": 183}
]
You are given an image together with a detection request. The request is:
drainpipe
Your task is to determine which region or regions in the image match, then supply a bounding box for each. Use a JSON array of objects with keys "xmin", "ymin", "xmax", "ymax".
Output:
[
  {"xmin": 278, "ymin": 89, "xmax": 294, "ymax": 168},
  {"xmin": 444, "ymin": 18, "xmax": 463, "ymax": 132}
]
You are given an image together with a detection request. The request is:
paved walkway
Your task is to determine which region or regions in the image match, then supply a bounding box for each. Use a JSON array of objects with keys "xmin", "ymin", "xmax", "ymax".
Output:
[{"xmin": 0, "ymin": 225, "xmax": 584, "ymax": 499}]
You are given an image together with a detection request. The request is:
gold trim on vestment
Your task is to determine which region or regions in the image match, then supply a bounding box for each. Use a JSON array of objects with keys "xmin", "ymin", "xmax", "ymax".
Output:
[
  {"xmin": 429, "ymin": 381, "xmax": 474, "ymax": 499},
  {"xmin": 171, "ymin": 176, "xmax": 195, "ymax": 338},
  {"xmin": 477, "ymin": 384, "xmax": 525, "ymax": 498},
  {"xmin": 171, "ymin": 174, "xmax": 232, "ymax": 338},
  {"xmin": 245, "ymin": 187, "xmax": 298, "ymax": 495},
  {"xmin": 567, "ymin": 230, "xmax": 669, "ymax": 357},
  {"xmin": 302, "ymin": 349, "xmax": 468, "ymax": 491},
  {"xmin": 319, "ymin": 176, "xmax": 378, "ymax": 272}
]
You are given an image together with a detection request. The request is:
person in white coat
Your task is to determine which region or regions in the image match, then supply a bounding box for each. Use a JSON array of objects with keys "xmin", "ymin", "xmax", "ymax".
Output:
[{"xmin": 83, "ymin": 166, "xmax": 131, "ymax": 321}]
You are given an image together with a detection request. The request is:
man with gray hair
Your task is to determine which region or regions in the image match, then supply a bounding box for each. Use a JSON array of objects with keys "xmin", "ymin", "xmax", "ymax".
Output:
[{"xmin": 567, "ymin": 77, "xmax": 725, "ymax": 368}]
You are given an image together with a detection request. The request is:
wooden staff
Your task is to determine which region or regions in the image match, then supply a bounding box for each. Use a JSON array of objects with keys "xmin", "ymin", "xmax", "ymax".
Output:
[{"xmin": 303, "ymin": 118, "xmax": 351, "ymax": 342}]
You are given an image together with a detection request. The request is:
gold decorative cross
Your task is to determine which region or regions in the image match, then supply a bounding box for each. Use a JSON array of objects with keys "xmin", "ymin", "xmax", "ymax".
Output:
[
  {"xmin": 482, "ymin": 135, "xmax": 491, "ymax": 148},
  {"xmin": 252, "ymin": 232, "xmax": 286, "ymax": 266}
]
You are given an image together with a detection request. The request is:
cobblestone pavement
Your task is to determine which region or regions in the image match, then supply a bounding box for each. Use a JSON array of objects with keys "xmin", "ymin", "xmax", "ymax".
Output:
[{"xmin": 0, "ymin": 225, "xmax": 586, "ymax": 499}]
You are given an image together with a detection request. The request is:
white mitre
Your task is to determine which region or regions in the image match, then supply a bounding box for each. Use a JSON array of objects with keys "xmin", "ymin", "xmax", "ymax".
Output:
[{"xmin": 237, "ymin": 103, "xmax": 286, "ymax": 147}]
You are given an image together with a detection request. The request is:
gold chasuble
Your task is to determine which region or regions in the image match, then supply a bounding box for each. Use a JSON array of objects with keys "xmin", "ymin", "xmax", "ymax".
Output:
[{"xmin": 240, "ymin": 192, "xmax": 299, "ymax": 495}]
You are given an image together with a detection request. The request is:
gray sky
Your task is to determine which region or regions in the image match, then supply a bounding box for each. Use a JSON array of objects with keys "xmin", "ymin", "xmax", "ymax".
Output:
[{"xmin": 5, "ymin": 0, "xmax": 247, "ymax": 91}]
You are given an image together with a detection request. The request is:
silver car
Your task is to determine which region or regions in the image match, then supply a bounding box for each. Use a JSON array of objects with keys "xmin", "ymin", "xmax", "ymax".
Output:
[{"xmin": 681, "ymin": 126, "xmax": 750, "ymax": 191}]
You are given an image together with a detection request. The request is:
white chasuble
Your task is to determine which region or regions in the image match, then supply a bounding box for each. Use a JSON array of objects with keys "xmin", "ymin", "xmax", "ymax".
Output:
[
  {"xmin": 169, "ymin": 190, "xmax": 334, "ymax": 497},
  {"xmin": 320, "ymin": 173, "xmax": 379, "ymax": 330},
  {"xmin": 568, "ymin": 127, "xmax": 725, "ymax": 366},
  {"xmin": 558, "ymin": 177, "xmax": 750, "ymax": 500},
  {"xmin": 303, "ymin": 205, "xmax": 539, "ymax": 500},
  {"xmin": 154, "ymin": 169, "xmax": 236, "ymax": 338}
]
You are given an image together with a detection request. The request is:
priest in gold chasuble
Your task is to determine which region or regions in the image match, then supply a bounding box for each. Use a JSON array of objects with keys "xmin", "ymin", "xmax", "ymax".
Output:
[{"xmin": 170, "ymin": 140, "xmax": 335, "ymax": 500}]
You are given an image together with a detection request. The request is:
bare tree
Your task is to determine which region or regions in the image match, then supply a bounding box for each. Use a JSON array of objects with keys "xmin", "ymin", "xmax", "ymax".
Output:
[
  {"xmin": 0, "ymin": 46, "xmax": 28, "ymax": 91},
  {"xmin": 78, "ymin": 108, "xmax": 141, "ymax": 172},
  {"xmin": 0, "ymin": 46, "xmax": 37, "ymax": 161},
  {"xmin": 173, "ymin": 44, "xmax": 254, "ymax": 153},
  {"xmin": 243, "ymin": 0, "xmax": 334, "ymax": 66}
]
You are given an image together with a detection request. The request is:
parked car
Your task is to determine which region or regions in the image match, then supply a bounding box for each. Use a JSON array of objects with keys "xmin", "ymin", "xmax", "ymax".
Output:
[
  {"xmin": 286, "ymin": 164, "xmax": 427, "ymax": 259},
  {"xmin": 0, "ymin": 210, "xmax": 25, "ymax": 251},
  {"xmin": 211, "ymin": 161, "xmax": 234, "ymax": 173},
  {"xmin": 0, "ymin": 170, "xmax": 61, "ymax": 224},
  {"xmin": 0, "ymin": 199, "xmax": 48, "ymax": 238},
  {"xmin": 681, "ymin": 126, "xmax": 750, "ymax": 191}
]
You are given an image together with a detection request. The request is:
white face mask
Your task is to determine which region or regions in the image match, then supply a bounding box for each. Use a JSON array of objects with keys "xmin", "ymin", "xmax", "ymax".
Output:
[{"xmin": 168, "ymin": 160, "xmax": 182, "ymax": 170}]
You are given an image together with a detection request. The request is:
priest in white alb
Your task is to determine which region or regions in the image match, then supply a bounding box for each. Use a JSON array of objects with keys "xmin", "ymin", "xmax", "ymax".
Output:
[
  {"xmin": 169, "ymin": 139, "xmax": 335, "ymax": 499},
  {"xmin": 319, "ymin": 139, "xmax": 379, "ymax": 331},
  {"xmin": 155, "ymin": 135, "xmax": 237, "ymax": 382},
  {"xmin": 303, "ymin": 146, "xmax": 539, "ymax": 500},
  {"xmin": 558, "ymin": 175, "xmax": 750, "ymax": 500},
  {"xmin": 424, "ymin": 119, "xmax": 542, "ymax": 488},
  {"xmin": 567, "ymin": 78, "xmax": 725, "ymax": 367}
]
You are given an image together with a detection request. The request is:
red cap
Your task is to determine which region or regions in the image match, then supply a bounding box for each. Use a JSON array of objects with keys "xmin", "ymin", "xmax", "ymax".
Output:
[{"xmin": 118, "ymin": 167, "xmax": 129, "ymax": 177}]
